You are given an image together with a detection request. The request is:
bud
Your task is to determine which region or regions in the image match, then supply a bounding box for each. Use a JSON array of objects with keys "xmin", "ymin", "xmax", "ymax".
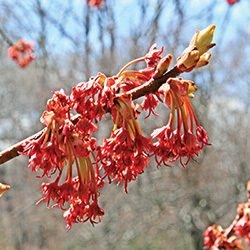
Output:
[
  {"xmin": 189, "ymin": 25, "xmax": 216, "ymax": 55},
  {"xmin": 176, "ymin": 49, "xmax": 200, "ymax": 72},
  {"xmin": 195, "ymin": 53, "xmax": 211, "ymax": 69},
  {"xmin": 0, "ymin": 183, "xmax": 11, "ymax": 197},
  {"xmin": 188, "ymin": 81, "xmax": 198, "ymax": 98},
  {"xmin": 153, "ymin": 54, "xmax": 173, "ymax": 79},
  {"xmin": 247, "ymin": 180, "xmax": 250, "ymax": 199},
  {"xmin": 177, "ymin": 25, "xmax": 216, "ymax": 72}
]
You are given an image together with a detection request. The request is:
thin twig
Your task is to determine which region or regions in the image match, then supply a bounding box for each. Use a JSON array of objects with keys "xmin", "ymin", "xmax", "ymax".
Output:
[{"xmin": 0, "ymin": 129, "xmax": 45, "ymax": 165}]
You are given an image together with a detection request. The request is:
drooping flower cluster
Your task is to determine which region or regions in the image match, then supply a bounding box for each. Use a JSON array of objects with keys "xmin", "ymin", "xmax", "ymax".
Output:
[
  {"xmin": 21, "ymin": 25, "xmax": 216, "ymax": 228},
  {"xmin": 21, "ymin": 89, "xmax": 104, "ymax": 229},
  {"xmin": 8, "ymin": 40, "xmax": 35, "ymax": 67},
  {"xmin": 204, "ymin": 180, "xmax": 250, "ymax": 249},
  {"xmin": 98, "ymin": 96, "xmax": 152, "ymax": 193},
  {"xmin": 151, "ymin": 78, "xmax": 209, "ymax": 167}
]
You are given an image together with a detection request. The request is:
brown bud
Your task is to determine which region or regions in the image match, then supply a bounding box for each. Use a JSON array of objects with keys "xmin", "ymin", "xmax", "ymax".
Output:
[
  {"xmin": 188, "ymin": 81, "xmax": 198, "ymax": 98},
  {"xmin": 153, "ymin": 54, "xmax": 173, "ymax": 79},
  {"xmin": 176, "ymin": 49, "xmax": 200, "ymax": 72}
]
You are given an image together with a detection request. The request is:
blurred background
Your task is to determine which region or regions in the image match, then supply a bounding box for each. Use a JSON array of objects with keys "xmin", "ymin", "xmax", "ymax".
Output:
[{"xmin": 0, "ymin": 0, "xmax": 249, "ymax": 249}]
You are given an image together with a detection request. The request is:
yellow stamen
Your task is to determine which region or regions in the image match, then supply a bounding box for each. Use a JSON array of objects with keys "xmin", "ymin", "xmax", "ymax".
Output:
[
  {"xmin": 113, "ymin": 104, "xmax": 120, "ymax": 131},
  {"xmin": 169, "ymin": 90, "xmax": 176, "ymax": 130}
]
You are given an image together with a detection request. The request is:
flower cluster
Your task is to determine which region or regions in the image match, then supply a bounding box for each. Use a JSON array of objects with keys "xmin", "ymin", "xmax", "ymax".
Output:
[
  {"xmin": 98, "ymin": 96, "xmax": 152, "ymax": 193},
  {"xmin": 204, "ymin": 180, "xmax": 250, "ymax": 249},
  {"xmin": 22, "ymin": 25, "xmax": 216, "ymax": 228},
  {"xmin": 151, "ymin": 78, "xmax": 209, "ymax": 167},
  {"xmin": 21, "ymin": 89, "xmax": 104, "ymax": 229},
  {"xmin": 8, "ymin": 40, "xmax": 35, "ymax": 67}
]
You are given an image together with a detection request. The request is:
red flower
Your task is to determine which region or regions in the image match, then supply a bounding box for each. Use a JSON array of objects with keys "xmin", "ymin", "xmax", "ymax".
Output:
[
  {"xmin": 76, "ymin": 117, "xmax": 98, "ymax": 135},
  {"xmin": 144, "ymin": 43, "xmax": 163, "ymax": 68},
  {"xmin": 204, "ymin": 225, "xmax": 223, "ymax": 249},
  {"xmin": 70, "ymin": 74, "xmax": 116, "ymax": 121},
  {"xmin": 64, "ymin": 199, "xmax": 104, "ymax": 229},
  {"xmin": 140, "ymin": 94, "xmax": 159, "ymax": 118},
  {"xmin": 47, "ymin": 89, "xmax": 70, "ymax": 118},
  {"xmin": 22, "ymin": 88, "xmax": 104, "ymax": 228},
  {"xmin": 98, "ymin": 98, "xmax": 152, "ymax": 192},
  {"xmin": 36, "ymin": 176, "xmax": 61, "ymax": 208},
  {"xmin": 152, "ymin": 78, "xmax": 209, "ymax": 167},
  {"xmin": 8, "ymin": 40, "xmax": 35, "ymax": 67},
  {"xmin": 234, "ymin": 203, "xmax": 250, "ymax": 243}
]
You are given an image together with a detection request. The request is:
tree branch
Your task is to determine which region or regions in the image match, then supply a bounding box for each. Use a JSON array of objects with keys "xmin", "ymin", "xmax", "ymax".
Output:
[
  {"xmin": 0, "ymin": 66, "xmax": 182, "ymax": 166},
  {"xmin": 0, "ymin": 27, "xmax": 13, "ymax": 46}
]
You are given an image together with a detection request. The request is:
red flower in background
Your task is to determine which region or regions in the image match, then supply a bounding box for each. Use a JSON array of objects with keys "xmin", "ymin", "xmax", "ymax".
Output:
[
  {"xmin": 204, "ymin": 181, "xmax": 250, "ymax": 249},
  {"xmin": 234, "ymin": 202, "xmax": 250, "ymax": 245},
  {"xmin": 87, "ymin": 0, "xmax": 104, "ymax": 8},
  {"xmin": 8, "ymin": 40, "xmax": 35, "ymax": 67},
  {"xmin": 226, "ymin": 0, "xmax": 240, "ymax": 5},
  {"xmin": 204, "ymin": 225, "xmax": 223, "ymax": 248}
]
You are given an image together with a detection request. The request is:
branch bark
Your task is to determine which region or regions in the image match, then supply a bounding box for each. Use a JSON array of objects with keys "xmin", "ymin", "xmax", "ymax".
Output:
[{"xmin": 0, "ymin": 66, "xmax": 181, "ymax": 166}]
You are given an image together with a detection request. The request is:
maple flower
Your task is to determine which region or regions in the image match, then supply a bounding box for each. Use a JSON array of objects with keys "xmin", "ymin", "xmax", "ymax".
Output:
[
  {"xmin": 204, "ymin": 225, "xmax": 223, "ymax": 249},
  {"xmin": 70, "ymin": 73, "xmax": 116, "ymax": 122},
  {"xmin": 234, "ymin": 203, "xmax": 250, "ymax": 244},
  {"xmin": 152, "ymin": 78, "xmax": 209, "ymax": 167},
  {"xmin": 98, "ymin": 96, "xmax": 152, "ymax": 193},
  {"xmin": 35, "ymin": 118, "xmax": 103, "ymax": 228},
  {"xmin": 204, "ymin": 225, "xmax": 243, "ymax": 249},
  {"xmin": 22, "ymin": 89, "xmax": 103, "ymax": 228},
  {"xmin": 144, "ymin": 43, "xmax": 164, "ymax": 68},
  {"xmin": 8, "ymin": 40, "xmax": 35, "ymax": 68},
  {"xmin": 140, "ymin": 94, "xmax": 159, "ymax": 118}
]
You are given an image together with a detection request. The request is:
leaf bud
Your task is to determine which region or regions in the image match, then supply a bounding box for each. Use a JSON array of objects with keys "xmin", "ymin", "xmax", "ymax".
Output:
[
  {"xmin": 153, "ymin": 54, "xmax": 173, "ymax": 79},
  {"xmin": 189, "ymin": 25, "xmax": 216, "ymax": 55}
]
